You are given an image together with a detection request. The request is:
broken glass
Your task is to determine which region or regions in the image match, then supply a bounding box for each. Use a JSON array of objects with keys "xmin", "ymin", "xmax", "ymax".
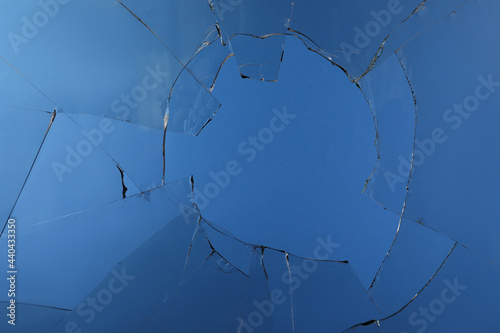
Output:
[{"xmin": 1, "ymin": 0, "xmax": 499, "ymax": 332}]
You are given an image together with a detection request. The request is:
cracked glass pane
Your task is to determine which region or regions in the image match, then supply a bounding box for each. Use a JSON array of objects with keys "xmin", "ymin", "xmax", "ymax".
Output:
[
  {"xmin": 1, "ymin": 1, "xmax": 499, "ymax": 332},
  {"xmin": 209, "ymin": 0, "xmax": 291, "ymax": 81},
  {"xmin": 368, "ymin": 219, "xmax": 455, "ymax": 317}
]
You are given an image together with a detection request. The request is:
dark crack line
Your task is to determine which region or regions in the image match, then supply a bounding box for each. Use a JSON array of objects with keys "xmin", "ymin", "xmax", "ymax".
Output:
[
  {"xmin": 356, "ymin": 0, "xmax": 473, "ymax": 85},
  {"xmin": 162, "ymin": 113, "xmax": 169, "ymax": 185},
  {"xmin": 391, "ymin": 0, "xmax": 472, "ymax": 57},
  {"xmin": 206, "ymin": 236, "xmax": 250, "ymax": 278},
  {"xmin": 117, "ymin": 0, "xmax": 213, "ymax": 99},
  {"xmin": 260, "ymin": 247, "xmax": 270, "ymax": 281},
  {"xmin": 236, "ymin": 248, "xmax": 274, "ymax": 333},
  {"xmin": 203, "ymin": 218, "xmax": 349, "ymax": 264},
  {"xmin": 203, "ymin": 217, "xmax": 381, "ymax": 329},
  {"xmin": 405, "ymin": 220, "xmax": 500, "ymax": 271},
  {"xmin": 30, "ymin": 183, "xmax": 167, "ymax": 227},
  {"xmin": 286, "ymin": 28, "xmax": 328, "ymax": 53},
  {"xmin": 230, "ymin": 32, "xmax": 289, "ymax": 40},
  {"xmin": 161, "ymin": 219, "xmax": 211, "ymax": 332},
  {"xmin": 6, "ymin": 106, "xmax": 54, "ymax": 114},
  {"xmin": 285, "ymin": 253, "xmax": 296, "ymax": 333},
  {"xmin": 164, "ymin": 51, "xmax": 220, "ymax": 138},
  {"xmin": 190, "ymin": 24, "xmax": 355, "ymax": 87},
  {"xmin": 286, "ymin": 31, "xmax": 353, "ymax": 80},
  {"xmin": 195, "ymin": 24, "xmax": 222, "ymax": 53},
  {"xmin": 0, "ymin": 55, "xmax": 60, "ymax": 108},
  {"xmin": 63, "ymin": 113, "xmax": 143, "ymax": 193},
  {"xmin": 161, "ymin": 176, "xmax": 199, "ymax": 214},
  {"xmin": 0, "ymin": 111, "xmax": 56, "ymax": 238},
  {"xmin": 354, "ymin": 0, "xmax": 430, "ymax": 83},
  {"xmin": 116, "ymin": 163, "xmax": 128, "ymax": 198},
  {"xmin": 342, "ymin": 242, "xmax": 458, "ymax": 332},
  {"xmin": 195, "ymin": 116, "xmax": 217, "ymax": 136},
  {"xmin": 365, "ymin": 213, "xmax": 499, "ymax": 298},
  {"xmin": 367, "ymin": 217, "xmax": 403, "ymax": 291},
  {"xmin": 288, "ymin": 1, "xmax": 467, "ymax": 84},
  {"xmin": 207, "ymin": 0, "xmax": 291, "ymax": 82},
  {"xmin": 209, "ymin": 53, "xmax": 234, "ymax": 92},
  {"xmin": 134, "ymin": 252, "xmax": 214, "ymax": 333},
  {"xmin": 222, "ymin": 32, "xmax": 286, "ymax": 82},
  {"xmin": 366, "ymin": 51, "xmax": 420, "ymax": 292},
  {"xmin": 186, "ymin": 24, "xmax": 233, "ymax": 92},
  {"xmin": 179, "ymin": 216, "xmax": 205, "ymax": 283},
  {"xmin": 357, "ymin": 79, "xmax": 381, "ymax": 198},
  {"xmin": 0, "ymin": 301, "xmax": 70, "ymax": 312}
]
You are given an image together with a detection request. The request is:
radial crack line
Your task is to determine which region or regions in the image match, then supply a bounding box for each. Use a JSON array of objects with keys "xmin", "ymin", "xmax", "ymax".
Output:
[
  {"xmin": 285, "ymin": 253, "xmax": 296, "ymax": 333},
  {"xmin": 63, "ymin": 113, "xmax": 143, "ymax": 193},
  {"xmin": 142, "ymin": 249, "xmax": 215, "ymax": 333},
  {"xmin": 367, "ymin": 50, "xmax": 420, "ymax": 291},
  {"xmin": 0, "ymin": 55, "xmax": 61, "ymax": 108},
  {"xmin": 29, "ymin": 184, "xmax": 166, "ymax": 227},
  {"xmin": 0, "ymin": 301, "xmax": 70, "ymax": 312},
  {"xmin": 116, "ymin": 0, "xmax": 213, "ymax": 94},
  {"xmin": 342, "ymin": 242, "xmax": 457, "ymax": 332},
  {"xmin": 390, "ymin": 0, "xmax": 472, "ymax": 55},
  {"xmin": 354, "ymin": 0, "xmax": 431, "ymax": 82},
  {"xmin": 0, "ymin": 111, "xmax": 56, "ymax": 238}
]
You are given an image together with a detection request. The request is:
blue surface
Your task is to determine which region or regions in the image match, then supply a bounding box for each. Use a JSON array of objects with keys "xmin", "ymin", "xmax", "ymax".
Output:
[{"xmin": 1, "ymin": 1, "xmax": 500, "ymax": 332}]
